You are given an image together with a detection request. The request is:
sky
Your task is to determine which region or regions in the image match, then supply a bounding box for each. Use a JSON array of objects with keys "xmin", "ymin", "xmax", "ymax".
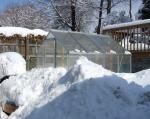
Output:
[{"xmin": 0, "ymin": 0, "xmax": 28, "ymax": 12}]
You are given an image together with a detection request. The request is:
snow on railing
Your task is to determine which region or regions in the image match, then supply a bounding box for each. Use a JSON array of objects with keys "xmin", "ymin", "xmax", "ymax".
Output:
[{"xmin": 103, "ymin": 19, "xmax": 150, "ymax": 30}]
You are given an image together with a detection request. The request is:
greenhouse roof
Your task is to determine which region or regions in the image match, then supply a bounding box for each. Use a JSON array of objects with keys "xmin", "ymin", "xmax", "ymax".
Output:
[{"xmin": 47, "ymin": 29, "xmax": 127, "ymax": 54}]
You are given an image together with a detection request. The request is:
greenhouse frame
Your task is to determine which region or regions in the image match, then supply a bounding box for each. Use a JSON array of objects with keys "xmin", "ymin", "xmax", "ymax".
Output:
[{"xmin": 37, "ymin": 29, "xmax": 132, "ymax": 73}]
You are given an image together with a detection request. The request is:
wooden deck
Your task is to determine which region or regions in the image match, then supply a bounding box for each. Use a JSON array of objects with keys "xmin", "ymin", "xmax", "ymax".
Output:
[
  {"xmin": 102, "ymin": 20, "xmax": 150, "ymax": 72},
  {"xmin": 131, "ymin": 51, "xmax": 150, "ymax": 59},
  {"xmin": 102, "ymin": 20, "xmax": 150, "ymax": 52}
]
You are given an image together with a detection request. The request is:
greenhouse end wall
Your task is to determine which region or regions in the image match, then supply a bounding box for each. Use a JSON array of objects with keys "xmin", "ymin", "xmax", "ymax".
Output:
[{"xmin": 37, "ymin": 49, "xmax": 131, "ymax": 73}]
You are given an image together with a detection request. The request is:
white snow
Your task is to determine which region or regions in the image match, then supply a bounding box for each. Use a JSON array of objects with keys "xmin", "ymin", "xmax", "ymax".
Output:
[
  {"xmin": 125, "ymin": 51, "xmax": 131, "ymax": 54},
  {"xmin": 94, "ymin": 51, "xmax": 101, "ymax": 54},
  {"xmin": 0, "ymin": 108, "xmax": 7, "ymax": 119},
  {"xmin": 0, "ymin": 27, "xmax": 48, "ymax": 37},
  {"xmin": 0, "ymin": 52, "xmax": 26, "ymax": 79},
  {"xmin": 120, "ymin": 38, "xmax": 149, "ymax": 50},
  {"xmin": 103, "ymin": 19, "xmax": 150, "ymax": 30},
  {"xmin": 74, "ymin": 49, "xmax": 80, "ymax": 53},
  {"xmin": 0, "ymin": 57, "xmax": 150, "ymax": 119},
  {"xmin": 69, "ymin": 50, "xmax": 102, "ymax": 54},
  {"xmin": 109, "ymin": 50, "xmax": 117, "ymax": 54},
  {"xmin": 119, "ymin": 68, "xmax": 150, "ymax": 88}
]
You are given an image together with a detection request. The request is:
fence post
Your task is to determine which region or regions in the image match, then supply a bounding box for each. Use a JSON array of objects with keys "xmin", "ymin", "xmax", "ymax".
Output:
[
  {"xmin": 15, "ymin": 39, "xmax": 19, "ymax": 53},
  {"xmin": 25, "ymin": 38, "xmax": 29, "ymax": 69},
  {"xmin": 54, "ymin": 38, "xmax": 57, "ymax": 68}
]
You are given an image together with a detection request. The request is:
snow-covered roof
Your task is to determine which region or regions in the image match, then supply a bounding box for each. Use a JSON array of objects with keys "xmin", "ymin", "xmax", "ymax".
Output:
[
  {"xmin": 0, "ymin": 27, "xmax": 48, "ymax": 37},
  {"xmin": 103, "ymin": 19, "xmax": 150, "ymax": 30}
]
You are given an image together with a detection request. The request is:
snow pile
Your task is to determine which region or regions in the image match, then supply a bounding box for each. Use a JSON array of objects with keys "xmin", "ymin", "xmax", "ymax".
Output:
[
  {"xmin": 0, "ymin": 67, "xmax": 66, "ymax": 103},
  {"xmin": 119, "ymin": 68, "xmax": 150, "ymax": 87},
  {"xmin": 59, "ymin": 57, "xmax": 113, "ymax": 84},
  {"xmin": 0, "ymin": 27, "xmax": 48, "ymax": 37},
  {"xmin": 0, "ymin": 108, "xmax": 7, "ymax": 119},
  {"xmin": 0, "ymin": 52, "xmax": 26, "ymax": 79},
  {"xmin": 0, "ymin": 67, "xmax": 67, "ymax": 119},
  {"xmin": 0, "ymin": 57, "xmax": 150, "ymax": 119}
]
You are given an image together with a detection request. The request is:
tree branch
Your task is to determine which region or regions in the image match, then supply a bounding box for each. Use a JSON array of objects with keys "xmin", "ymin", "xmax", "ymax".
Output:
[{"xmin": 49, "ymin": 0, "xmax": 72, "ymax": 28}]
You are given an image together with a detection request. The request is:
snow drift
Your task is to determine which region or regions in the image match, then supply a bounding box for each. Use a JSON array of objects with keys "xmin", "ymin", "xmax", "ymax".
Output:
[
  {"xmin": 119, "ymin": 68, "xmax": 150, "ymax": 87},
  {"xmin": 0, "ymin": 57, "xmax": 150, "ymax": 119},
  {"xmin": 0, "ymin": 52, "xmax": 26, "ymax": 79}
]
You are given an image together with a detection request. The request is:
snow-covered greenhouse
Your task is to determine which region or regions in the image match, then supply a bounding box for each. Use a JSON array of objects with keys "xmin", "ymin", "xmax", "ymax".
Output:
[{"xmin": 37, "ymin": 30, "xmax": 132, "ymax": 73}]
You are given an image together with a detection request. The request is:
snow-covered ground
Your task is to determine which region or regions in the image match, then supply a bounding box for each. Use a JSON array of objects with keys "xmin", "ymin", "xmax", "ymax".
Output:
[
  {"xmin": 0, "ymin": 56, "xmax": 150, "ymax": 119},
  {"xmin": 119, "ymin": 68, "xmax": 150, "ymax": 88}
]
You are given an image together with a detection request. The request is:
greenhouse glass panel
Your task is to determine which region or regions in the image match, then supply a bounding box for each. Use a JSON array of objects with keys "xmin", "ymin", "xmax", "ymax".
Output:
[
  {"xmin": 37, "ymin": 30, "xmax": 132, "ymax": 73},
  {"xmin": 50, "ymin": 30, "xmax": 85, "ymax": 52},
  {"xmin": 67, "ymin": 32, "xmax": 100, "ymax": 52}
]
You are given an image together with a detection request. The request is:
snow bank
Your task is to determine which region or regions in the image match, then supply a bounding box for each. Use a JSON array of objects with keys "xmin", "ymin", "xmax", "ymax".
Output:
[
  {"xmin": 0, "ymin": 108, "xmax": 7, "ymax": 119},
  {"xmin": 119, "ymin": 68, "xmax": 150, "ymax": 88},
  {"xmin": 0, "ymin": 27, "xmax": 48, "ymax": 37},
  {"xmin": 0, "ymin": 66, "xmax": 67, "ymax": 119},
  {"xmin": 0, "ymin": 57, "xmax": 150, "ymax": 119},
  {"xmin": 0, "ymin": 52, "xmax": 26, "ymax": 79}
]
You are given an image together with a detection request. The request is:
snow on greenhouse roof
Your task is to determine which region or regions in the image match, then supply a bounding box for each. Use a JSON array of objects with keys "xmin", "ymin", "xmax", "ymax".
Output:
[
  {"xmin": 103, "ymin": 19, "xmax": 150, "ymax": 30},
  {"xmin": 47, "ymin": 29, "xmax": 128, "ymax": 54},
  {"xmin": 0, "ymin": 27, "xmax": 48, "ymax": 36}
]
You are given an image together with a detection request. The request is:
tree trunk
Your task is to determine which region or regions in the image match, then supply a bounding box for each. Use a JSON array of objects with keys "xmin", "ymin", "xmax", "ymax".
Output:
[
  {"xmin": 107, "ymin": 0, "xmax": 111, "ymax": 14},
  {"xmin": 97, "ymin": 0, "xmax": 104, "ymax": 34},
  {"xmin": 71, "ymin": 0, "xmax": 76, "ymax": 31},
  {"xmin": 129, "ymin": 0, "xmax": 132, "ymax": 19}
]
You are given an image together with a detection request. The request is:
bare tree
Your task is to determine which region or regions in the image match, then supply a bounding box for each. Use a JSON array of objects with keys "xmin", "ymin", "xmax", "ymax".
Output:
[
  {"xmin": 51, "ymin": 0, "xmax": 77, "ymax": 31},
  {"xmin": 129, "ymin": 0, "xmax": 132, "ymax": 19},
  {"xmin": 112, "ymin": 0, "xmax": 133, "ymax": 19},
  {"xmin": 96, "ymin": 0, "xmax": 134, "ymax": 34},
  {"xmin": 30, "ymin": 0, "xmax": 96, "ymax": 31},
  {"xmin": 70, "ymin": 0, "xmax": 77, "ymax": 31},
  {"xmin": 29, "ymin": 0, "xmax": 133, "ymax": 33},
  {"xmin": 0, "ymin": 4, "xmax": 51, "ymax": 30},
  {"xmin": 106, "ymin": 0, "xmax": 111, "ymax": 14},
  {"xmin": 97, "ymin": 0, "xmax": 104, "ymax": 34}
]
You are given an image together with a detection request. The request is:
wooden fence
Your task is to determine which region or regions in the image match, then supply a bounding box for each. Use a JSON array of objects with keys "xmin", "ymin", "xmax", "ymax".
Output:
[{"xmin": 0, "ymin": 34, "xmax": 46, "ymax": 69}]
